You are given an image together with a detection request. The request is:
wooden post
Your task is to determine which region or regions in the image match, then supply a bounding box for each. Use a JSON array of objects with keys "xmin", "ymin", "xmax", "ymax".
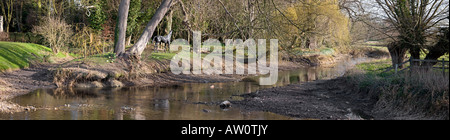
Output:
[
  {"xmin": 0, "ymin": 16, "xmax": 3, "ymax": 33},
  {"xmin": 442, "ymin": 58, "xmax": 445, "ymax": 76}
]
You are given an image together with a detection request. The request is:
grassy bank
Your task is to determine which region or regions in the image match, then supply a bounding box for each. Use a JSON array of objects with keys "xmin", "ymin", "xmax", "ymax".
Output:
[
  {"xmin": 0, "ymin": 41, "xmax": 53, "ymax": 71},
  {"xmin": 347, "ymin": 59, "xmax": 449, "ymax": 119}
]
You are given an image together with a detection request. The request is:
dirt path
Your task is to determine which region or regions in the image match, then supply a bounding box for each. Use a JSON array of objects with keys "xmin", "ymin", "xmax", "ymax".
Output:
[{"xmin": 231, "ymin": 77, "xmax": 378, "ymax": 120}]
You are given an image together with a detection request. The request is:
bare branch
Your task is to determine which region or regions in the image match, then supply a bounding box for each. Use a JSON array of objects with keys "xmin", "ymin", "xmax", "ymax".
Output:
[{"xmin": 217, "ymin": 0, "xmax": 246, "ymax": 40}]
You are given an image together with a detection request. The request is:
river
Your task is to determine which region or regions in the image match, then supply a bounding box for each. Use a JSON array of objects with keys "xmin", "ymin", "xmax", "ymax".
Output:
[{"xmin": 0, "ymin": 57, "xmax": 369, "ymax": 120}]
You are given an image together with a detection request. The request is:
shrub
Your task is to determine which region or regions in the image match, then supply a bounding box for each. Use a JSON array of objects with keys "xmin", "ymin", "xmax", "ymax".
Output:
[
  {"xmin": 32, "ymin": 16, "xmax": 73, "ymax": 54},
  {"xmin": 71, "ymin": 26, "xmax": 111, "ymax": 57}
]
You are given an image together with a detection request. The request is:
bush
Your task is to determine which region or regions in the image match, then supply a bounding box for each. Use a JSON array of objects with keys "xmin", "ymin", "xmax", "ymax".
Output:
[
  {"xmin": 71, "ymin": 26, "xmax": 112, "ymax": 57},
  {"xmin": 32, "ymin": 16, "xmax": 73, "ymax": 54}
]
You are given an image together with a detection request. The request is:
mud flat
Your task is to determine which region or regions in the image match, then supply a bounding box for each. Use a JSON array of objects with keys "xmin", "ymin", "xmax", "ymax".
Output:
[{"xmin": 232, "ymin": 77, "xmax": 377, "ymax": 120}]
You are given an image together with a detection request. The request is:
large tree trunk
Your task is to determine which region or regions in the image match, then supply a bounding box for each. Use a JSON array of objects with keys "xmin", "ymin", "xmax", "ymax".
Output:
[
  {"xmin": 423, "ymin": 27, "xmax": 449, "ymax": 67},
  {"xmin": 127, "ymin": 0, "xmax": 174, "ymax": 57},
  {"xmin": 387, "ymin": 42, "xmax": 407, "ymax": 69},
  {"xmin": 409, "ymin": 46, "xmax": 421, "ymax": 66},
  {"xmin": 114, "ymin": 0, "xmax": 130, "ymax": 56}
]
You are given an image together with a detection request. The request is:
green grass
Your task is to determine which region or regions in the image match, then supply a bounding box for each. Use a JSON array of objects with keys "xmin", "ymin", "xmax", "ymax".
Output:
[
  {"xmin": 0, "ymin": 41, "xmax": 51, "ymax": 71},
  {"xmin": 356, "ymin": 59, "xmax": 394, "ymax": 77},
  {"xmin": 319, "ymin": 48, "xmax": 335, "ymax": 55},
  {"xmin": 357, "ymin": 53, "xmax": 449, "ymax": 77},
  {"xmin": 364, "ymin": 41, "xmax": 386, "ymax": 46},
  {"xmin": 150, "ymin": 43, "xmax": 280, "ymax": 61},
  {"xmin": 149, "ymin": 52, "xmax": 210, "ymax": 60},
  {"xmin": 69, "ymin": 52, "xmax": 116, "ymax": 65},
  {"xmin": 150, "ymin": 52, "xmax": 177, "ymax": 60},
  {"xmin": 438, "ymin": 54, "xmax": 449, "ymax": 61},
  {"xmin": 291, "ymin": 47, "xmax": 336, "ymax": 56}
]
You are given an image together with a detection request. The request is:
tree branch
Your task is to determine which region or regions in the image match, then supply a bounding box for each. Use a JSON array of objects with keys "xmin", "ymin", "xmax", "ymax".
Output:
[{"xmin": 217, "ymin": 0, "xmax": 246, "ymax": 40}]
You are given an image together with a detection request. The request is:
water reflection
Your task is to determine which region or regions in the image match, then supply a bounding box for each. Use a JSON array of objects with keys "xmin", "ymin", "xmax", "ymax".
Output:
[
  {"xmin": 1, "ymin": 58, "xmax": 366, "ymax": 120},
  {"xmin": 2, "ymin": 83, "xmax": 293, "ymax": 120}
]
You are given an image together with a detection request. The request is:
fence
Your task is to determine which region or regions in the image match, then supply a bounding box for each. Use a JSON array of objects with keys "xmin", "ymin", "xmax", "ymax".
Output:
[{"xmin": 387, "ymin": 58, "xmax": 449, "ymax": 75}]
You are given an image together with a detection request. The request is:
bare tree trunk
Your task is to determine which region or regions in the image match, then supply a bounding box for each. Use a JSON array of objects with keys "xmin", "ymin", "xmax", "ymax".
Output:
[
  {"xmin": 423, "ymin": 27, "xmax": 449, "ymax": 67},
  {"xmin": 165, "ymin": 10, "xmax": 173, "ymax": 35},
  {"xmin": 247, "ymin": 0, "xmax": 255, "ymax": 39},
  {"xmin": 387, "ymin": 42, "xmax": 407, "ymax": 69},
  {"xmin": 217, "ymin": 0, "xmax": 246, "ymax": 40},
  {"xmin": 114, "ymin": 0, "xmax": 130, "ymax": 56},
  {"xmin": 127, "ymin": 0, "xmax": 174, "ymax": 57},
  {"xmin": 15, "ymin": 0, "xmax": 22, "ymax": 32}
]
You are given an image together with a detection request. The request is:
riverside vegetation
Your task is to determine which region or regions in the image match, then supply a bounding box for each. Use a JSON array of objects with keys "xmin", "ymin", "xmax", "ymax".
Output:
[{"xmin": 347, "ymin": 58, "xmax": 449, "ymax": 119}]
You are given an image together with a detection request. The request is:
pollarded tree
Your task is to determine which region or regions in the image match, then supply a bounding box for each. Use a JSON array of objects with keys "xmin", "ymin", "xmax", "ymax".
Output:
[{"xmin": 376, "ymin": 0, "xmax": 449, "ymax": 66}]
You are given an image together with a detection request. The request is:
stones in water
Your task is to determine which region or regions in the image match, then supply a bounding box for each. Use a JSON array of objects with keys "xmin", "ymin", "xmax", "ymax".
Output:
[{"xmin": 220, "ymin": 101, "xmax": 231, "ymax": 109}]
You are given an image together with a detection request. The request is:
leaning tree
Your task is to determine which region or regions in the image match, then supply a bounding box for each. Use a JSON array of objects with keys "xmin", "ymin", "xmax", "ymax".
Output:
[{"xmin": 114, "ymin": 0, "xmax": 175, "ymax": 59}]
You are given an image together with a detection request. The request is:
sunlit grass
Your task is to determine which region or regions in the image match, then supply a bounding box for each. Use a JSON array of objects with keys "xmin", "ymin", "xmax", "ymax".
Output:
[{"xmin": 0, "ymin": 41, "xmax": 51, "ymax": 71}]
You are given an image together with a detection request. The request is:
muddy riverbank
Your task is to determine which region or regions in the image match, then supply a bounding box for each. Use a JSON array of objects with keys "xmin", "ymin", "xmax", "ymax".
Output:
[{"xmin": 231, "ymin": 77, "xmax": 377, "ymax": 120}]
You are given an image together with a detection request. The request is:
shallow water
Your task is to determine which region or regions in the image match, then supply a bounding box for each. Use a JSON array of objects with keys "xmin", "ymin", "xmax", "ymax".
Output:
[{"xmin": 0, "ymin": 57, "xmax": 369, "ymax": 120}]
